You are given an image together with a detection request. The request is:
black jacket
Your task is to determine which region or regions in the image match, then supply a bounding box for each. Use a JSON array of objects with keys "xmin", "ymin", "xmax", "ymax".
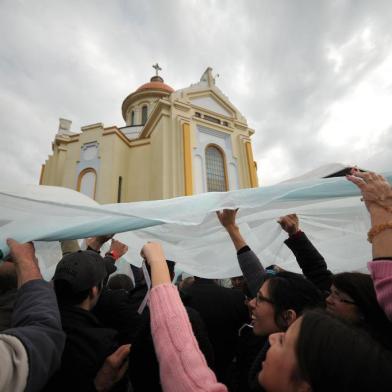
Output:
[
  {"xmin": 284, "ymin": 231, "xmax": 333, "ymax": 293},
  {"xmin": 183, "ymin": 278, "xmax": 249, "ymax": 384},
  {"xmin": 43, "ymin": 305, "xmax": 126, "ymax": 392},
  {"xmin": 93, "ymin": 286, "xmax": 145, "ymax": 344}
]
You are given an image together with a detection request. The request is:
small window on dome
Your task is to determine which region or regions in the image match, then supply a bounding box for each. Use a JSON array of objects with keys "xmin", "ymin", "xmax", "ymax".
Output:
[
  {"xmin": 131, "ymin": 111, "xmax": 135, "ymax": 126},
  {"xmin": 142, "ymin": 105, "xmax": 148, "ymax": 125}
]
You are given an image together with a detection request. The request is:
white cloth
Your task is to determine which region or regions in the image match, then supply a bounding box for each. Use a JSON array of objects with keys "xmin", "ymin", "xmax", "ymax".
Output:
[{"xmin": 1, "ymin": 174, "xmax": 390, "ymax": 279}]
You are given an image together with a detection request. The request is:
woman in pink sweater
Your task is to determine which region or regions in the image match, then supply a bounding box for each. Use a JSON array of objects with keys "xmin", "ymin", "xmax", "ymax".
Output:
[{"xmin": 144, "ymin": 239, "xmax": 392, "ymax": 392}]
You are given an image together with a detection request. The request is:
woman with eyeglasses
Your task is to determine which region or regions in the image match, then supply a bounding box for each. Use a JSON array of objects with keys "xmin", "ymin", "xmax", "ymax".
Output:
[{"xmin": 278, "ymin": 208, "xmax": 392, "ymax": 350}]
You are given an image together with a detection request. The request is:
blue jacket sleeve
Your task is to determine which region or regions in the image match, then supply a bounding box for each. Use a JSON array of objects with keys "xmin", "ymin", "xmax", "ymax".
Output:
[{"xmin": 4, "ymin": 279, "xmax": 66, "ymax": 392}]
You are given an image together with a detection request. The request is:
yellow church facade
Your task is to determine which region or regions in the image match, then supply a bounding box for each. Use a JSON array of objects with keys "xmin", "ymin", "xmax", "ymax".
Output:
[{"xmin": 40, "ymin": 67, "xmax": 258, "ymax": 203}]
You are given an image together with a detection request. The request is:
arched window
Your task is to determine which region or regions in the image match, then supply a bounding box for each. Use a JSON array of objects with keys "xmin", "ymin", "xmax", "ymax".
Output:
[
  {"xmin": 205, "ymin": 145, "xmax": 228, "ymax": 192},
  {"xmin": 77, "ymin": 168, "xmax": 97, "ymax": 199},
  {"xmin": 131, "ymin": 110, "xmax": 135, "ymax": 125},
  {"xmin": 141, "ymin": 105, "xmax": 148, "ymax": 125}
]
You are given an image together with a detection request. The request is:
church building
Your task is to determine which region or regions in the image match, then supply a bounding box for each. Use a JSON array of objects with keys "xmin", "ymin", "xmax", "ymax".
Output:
[{"xmin": 40, "ymin": 66, "xmax": 258, "ymax": 203}]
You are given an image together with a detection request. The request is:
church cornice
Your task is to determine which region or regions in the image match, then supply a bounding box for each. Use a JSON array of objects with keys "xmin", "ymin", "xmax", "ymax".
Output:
[
  {"xmin": 103, "ymin": 126, "xmax": 151, "ymax": 148},
  {"xmin": 139, "ymin": 99, "xmax": 171, "ymax": 139},
  {"xmin": 173, "ymin": 100, "xmax": 191, "ymax": 112},
  {"xmin": 193, "ymin": 117, "xmax": 234, "ymax": 133}
]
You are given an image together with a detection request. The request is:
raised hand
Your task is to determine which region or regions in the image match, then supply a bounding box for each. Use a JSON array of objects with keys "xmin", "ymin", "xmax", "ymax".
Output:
[
  {"xmin": 140, "ymin": 242, "xmax": 170, "ymax": 286},
  {"xmin": 347, "ymin": 169, "xmax": 392, "ymax": 213},
  {"xmin": 7, "ymin": 239, "xmax": 37, "ymax": 265},
  {"xmin": 216, "ymin": 209, "xmax": 238, "ymax": 229},
  {"xmin": 108, "ymin": 239, "xmax": 128, "ymax": 259},
  {"xmin": 140, "ymin": 242, "xmax": 165, "ymax": 265},
  {"xmin": 86, "ymin": 234, "xmax": 114, "ymax": 252},
  {"xmin": 6, "ymin": 239, "xmax": 41, "ymax": 286},
  {"xmin": 278, "ymin": 214, "xmax": 299, "ymax": 236}
]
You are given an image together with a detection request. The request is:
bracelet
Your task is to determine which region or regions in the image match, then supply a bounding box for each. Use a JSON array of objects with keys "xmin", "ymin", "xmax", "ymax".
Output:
[{"xmin": 367, "ymin": 221, "xmax": 392, "ymax": 243}]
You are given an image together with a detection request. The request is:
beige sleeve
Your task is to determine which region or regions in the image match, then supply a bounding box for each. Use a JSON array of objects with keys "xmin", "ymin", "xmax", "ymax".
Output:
[
  {"xmin": 0, "ymin": 334, "xmax": 29, "ymax": 392},
  {"xmin": 60, "ymin": 240, "xmax": 80, "ymax": 256}
]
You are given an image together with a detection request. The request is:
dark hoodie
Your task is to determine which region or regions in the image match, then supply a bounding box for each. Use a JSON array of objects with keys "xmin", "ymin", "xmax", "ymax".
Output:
[{"xmin": 43, "ymin": 305, "xmax": 126, "ymax": 391}]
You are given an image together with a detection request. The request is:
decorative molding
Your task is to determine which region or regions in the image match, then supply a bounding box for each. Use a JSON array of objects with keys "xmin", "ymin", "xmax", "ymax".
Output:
[
  {"xmin": 193, "ymin": 117, "xmax": 234, "ymax": 133},
  {"xmin": 81, "ymin": 123, "xmax": 104, "ymax": 132},
  {"xmin": 173, "ymin": 100, "xmax": 191, "ymax": 112}
]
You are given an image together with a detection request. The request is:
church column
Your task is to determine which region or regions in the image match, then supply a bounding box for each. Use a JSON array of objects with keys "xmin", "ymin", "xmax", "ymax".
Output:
[
  {"xmin": 245, "ymin": 141, "xmax": 258, "ymax": 187},
  {"xmin": 182, "ymin": 122, "xmax": 193, "ymax": 195}
]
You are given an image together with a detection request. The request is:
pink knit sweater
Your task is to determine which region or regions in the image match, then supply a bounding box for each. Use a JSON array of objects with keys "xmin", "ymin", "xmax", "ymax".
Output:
[
  {"xmin": 149, "ymin": 283, "xmax": 228, "ymax": 392},
  {"xmin": 368, "ymin": 260, "xmax": 392, "ymax": 321}
]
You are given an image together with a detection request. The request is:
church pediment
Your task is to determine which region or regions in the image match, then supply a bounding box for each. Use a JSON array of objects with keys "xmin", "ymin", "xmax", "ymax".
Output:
[{"xmin": 189, "ymin": 94, "xmax": 234, "ymax": 118}]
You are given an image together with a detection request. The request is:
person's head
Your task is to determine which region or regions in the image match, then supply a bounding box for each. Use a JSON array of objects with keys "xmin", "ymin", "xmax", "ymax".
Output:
[
  {"xmin": 249, "ymin": 271, "xmax": 323, "ymax": 336},
  {"xmin": 326, "ymin": 272, "xmax": 392, "ymax": 348},
  {"xmin": 230, "ymin": 276, "xmax": 244, "ymax": 290},
  {"xmin": 179, "ymin": 276, "xmax": 195, "ymax": 290},
  {"xmin": 53, "ymin": 250, "xmax": 107, "ymax": 310},
  {"xmin": 259, "ymin": 310, "xmax": 392, "ymax": 392},
  {"xmin": 326, "ymin": 272, "xmax": 377, "ymax": 322},
  {"xmin": 107, "ymin": 274, "xmax": 134, "ymax": 291},
  {"xmin": 0, "ymin": 261, "xmax": 17, "ymax": 293}
]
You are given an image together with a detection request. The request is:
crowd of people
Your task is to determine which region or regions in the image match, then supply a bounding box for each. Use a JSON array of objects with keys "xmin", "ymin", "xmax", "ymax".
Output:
[{"xmin": 0, "ymin": 168, "xmax": 392, "ymax": 391}]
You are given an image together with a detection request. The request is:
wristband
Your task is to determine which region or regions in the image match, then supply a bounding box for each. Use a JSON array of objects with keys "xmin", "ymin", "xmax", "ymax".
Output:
[{"xmin": 105, "ymin": 250, "xmax": 120, "ymax": 261}]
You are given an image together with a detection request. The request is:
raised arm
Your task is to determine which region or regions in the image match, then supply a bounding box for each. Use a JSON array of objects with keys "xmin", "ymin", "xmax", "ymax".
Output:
[
  {"xmin": 347, "ymin": 170, "xmax": 392, "ymax": 320},
  {"xmin": 142, "ymin": 242, "xmax": 227, "ymax": 392},
  {"xmin": 279, "ymin": 214, "xmax": 333, "ymax": 292},
  {"xmin": 216, "ymin": 209, "xmax": 266, "ymax": 297},
  {"xmin": 1, "ymin": 239, "xmax": 65, "ymax": 392}
]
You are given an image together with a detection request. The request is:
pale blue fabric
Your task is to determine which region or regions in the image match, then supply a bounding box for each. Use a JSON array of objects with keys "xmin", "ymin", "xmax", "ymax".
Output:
[{"xmin": 1, "ymin": 173, "xmax": 391, "ymax": 278}]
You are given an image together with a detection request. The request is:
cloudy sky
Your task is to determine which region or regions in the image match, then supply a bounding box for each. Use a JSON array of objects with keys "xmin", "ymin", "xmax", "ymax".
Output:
[{"xmin": 1, "ymin": 0, "xmax": 392, "ymax": 187}]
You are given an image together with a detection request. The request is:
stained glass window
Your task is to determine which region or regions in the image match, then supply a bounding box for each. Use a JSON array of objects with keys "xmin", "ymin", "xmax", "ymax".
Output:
[{"xmin": 205, "ymin": 145, "xmax": 227, "ymax": 192}]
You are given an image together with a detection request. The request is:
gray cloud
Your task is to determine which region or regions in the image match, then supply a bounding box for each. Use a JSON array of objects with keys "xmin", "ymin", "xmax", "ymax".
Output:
[{"xmin": 1, "ymin": 0, "xmax": 392, "ymax": 187}]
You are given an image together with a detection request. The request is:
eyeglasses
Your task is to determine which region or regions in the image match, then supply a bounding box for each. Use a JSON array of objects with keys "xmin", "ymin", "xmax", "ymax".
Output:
[
  {"xmin": 327, "ymin": 288, "xmax": 356, "ymax": 305},
  {"xmin": 256, "ymin": 292, "xmax": 274, "ymax": 305}
]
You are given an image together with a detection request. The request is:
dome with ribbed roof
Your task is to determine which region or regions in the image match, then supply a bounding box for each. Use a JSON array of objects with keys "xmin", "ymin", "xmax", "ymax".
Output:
[
  {"xmin": 121, "ymin": 73, "xmax": 174, "ymax": 122},
  {"xmin": 136, "ymin": 75, "xmax": 174, "ymax": 93}
]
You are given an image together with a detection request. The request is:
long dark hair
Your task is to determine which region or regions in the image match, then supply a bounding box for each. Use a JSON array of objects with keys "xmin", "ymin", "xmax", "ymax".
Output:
[
  {"xmin": 333, "ymin": 272, "xmax": 392, "ymax": 350},
  {"xmin": 297, "ymin": 310, "xmax": 392, "ymax": 391},
  {"xmin": 265, "ymin": 271, "xmax": 323, "ymax": 330}
]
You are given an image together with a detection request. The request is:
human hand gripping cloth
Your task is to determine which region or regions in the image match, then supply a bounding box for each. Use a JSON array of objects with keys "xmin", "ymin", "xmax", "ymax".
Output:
[
  {"xmin": 1, "ymin": 174, "xmax": 391, "ymax": 278},
  {"xmin": 149, "ymin": 283, "xmax": 227, "ymax": 392}
]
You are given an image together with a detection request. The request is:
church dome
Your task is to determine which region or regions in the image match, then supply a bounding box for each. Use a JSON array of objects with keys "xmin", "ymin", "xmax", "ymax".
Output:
[
  {"xmin": 121, "ymin": 70, "xmax": 174, "ymax": 122},
  {"xmin": 136, "ymin": 75, "xmax": 174, "ymax": 93}
]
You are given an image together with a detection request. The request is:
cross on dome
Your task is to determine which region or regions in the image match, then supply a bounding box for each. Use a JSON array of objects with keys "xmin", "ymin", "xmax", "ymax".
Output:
[{"xmin": 152, "ymin": 63, "xmax": 162, "ymax": 76}]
